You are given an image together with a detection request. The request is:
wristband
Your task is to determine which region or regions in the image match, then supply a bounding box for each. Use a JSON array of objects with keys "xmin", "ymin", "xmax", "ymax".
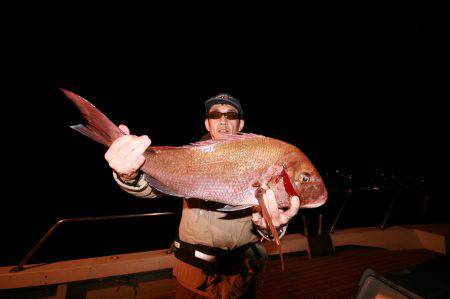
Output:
[
  {"xmin": 115, "ymin": 171, "xmax": 142, "ymax": 187},
  {"xmin": 256, "ymin": 224, "xmax": 288, "ymax": 241}
]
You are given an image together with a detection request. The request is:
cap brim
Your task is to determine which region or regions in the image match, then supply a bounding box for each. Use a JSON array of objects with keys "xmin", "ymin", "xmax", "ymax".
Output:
[{"xmin": 205, "ymin": 99, "xmax": 243, "ymax": 117}]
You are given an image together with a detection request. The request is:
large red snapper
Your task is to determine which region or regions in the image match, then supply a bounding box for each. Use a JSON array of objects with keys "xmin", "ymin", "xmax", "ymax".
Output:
[{"xmin": 142, "ymin": 134, "xmax": 328, "ymax": 210}]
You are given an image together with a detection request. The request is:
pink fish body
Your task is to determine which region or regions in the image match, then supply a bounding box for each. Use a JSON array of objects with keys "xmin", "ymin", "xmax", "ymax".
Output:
[{"xmin": 142, "ymin": 134, "xmax": 327, "ymax": 210}]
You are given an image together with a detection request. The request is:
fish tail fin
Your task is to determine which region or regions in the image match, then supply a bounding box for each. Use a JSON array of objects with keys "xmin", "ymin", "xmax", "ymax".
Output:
[
  {"xmin": 256, "ymin": 188, "xmax": 285, "ymax": 271},
  {"xmin": 61, "ymin": 88, "xmax": 124, "ymax": 146}
]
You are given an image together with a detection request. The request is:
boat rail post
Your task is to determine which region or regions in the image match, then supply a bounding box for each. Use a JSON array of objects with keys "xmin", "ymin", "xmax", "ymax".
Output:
[
  {"xmin": 10, "ymin": 212, "xmax": 177, "ymax": 273},
  {"xmin": 302, "ymin": 215, "xmax": 308, "ymax": 237},
  {"xmin": 380, "ymin": 186, "xmax": 402, "ymax": 230},
  {"xmin": 318, "ymin": 214, "xmax": 324, "ymax": 236},
  {"xmin": 329, "ymin": 189, "xmax": 352, "ymax": 233}
]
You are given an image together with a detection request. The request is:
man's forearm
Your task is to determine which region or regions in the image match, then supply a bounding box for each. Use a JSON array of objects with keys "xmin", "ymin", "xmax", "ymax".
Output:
[{"xmin": 113, "ymin": 171, "xmax": 158, "ymax": 198}]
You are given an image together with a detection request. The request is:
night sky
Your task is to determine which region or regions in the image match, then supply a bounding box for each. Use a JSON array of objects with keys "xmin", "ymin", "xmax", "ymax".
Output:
[{"xmin": 2, "ymin": 2, "xmax": 447, "ymax": 266}]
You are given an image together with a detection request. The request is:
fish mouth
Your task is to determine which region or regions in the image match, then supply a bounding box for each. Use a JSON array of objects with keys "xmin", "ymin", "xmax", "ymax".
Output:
[
  {"xmin": 301, "ymin": 189, "xmax": 328, "ymax": 208},
  {"xmin": 302, "ymin": 201, "xmax": 325, "ymax": 208}
]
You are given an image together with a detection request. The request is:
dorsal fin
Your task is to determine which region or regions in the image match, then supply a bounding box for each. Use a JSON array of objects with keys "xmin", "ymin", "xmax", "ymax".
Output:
[
  {"xmin": 145, "ymin": 146, "xmax": 181, "ymax": 154},
  {"xmin": 144, "ymin": 133, "xmax": 266, "ymax": 153},
  {"xmin": 184, "ymin": 133, "xmax": 265, "ymax": 148}
]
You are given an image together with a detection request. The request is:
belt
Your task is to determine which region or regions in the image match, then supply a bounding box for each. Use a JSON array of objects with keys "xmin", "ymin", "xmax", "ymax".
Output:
[{"xmin": 172, "ymin": 238, "xmax": 259, "ymax": 275}]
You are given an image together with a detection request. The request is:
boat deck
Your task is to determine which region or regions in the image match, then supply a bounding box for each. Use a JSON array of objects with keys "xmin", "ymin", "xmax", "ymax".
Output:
[
  {"xmin": 122, "ymin": 248, "xmax": 441, "ymax": 299},
  {"xmin": 71, "ymin": 248, "xmax": 439, "ymax": 299},
  {"xmin": 1, "ymin": 224, "xmax": 448, "ymax": 298},
  {"xmin": 256, "ymin": 248, "xmax": 438, "ymax": 298}
]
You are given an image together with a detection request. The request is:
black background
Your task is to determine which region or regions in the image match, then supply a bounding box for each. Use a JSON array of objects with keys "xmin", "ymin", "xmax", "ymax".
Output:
[{"xmin": 2, "ymin": 2, "xmax": 448, "ymax": 266}]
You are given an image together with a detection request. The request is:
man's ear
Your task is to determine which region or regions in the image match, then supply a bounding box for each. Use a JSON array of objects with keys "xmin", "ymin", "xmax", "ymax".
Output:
[
  {"xmin": 239, "ymin": 119, "xmax": 245, "ymax": 132},
  {"xmin": 205, "ymin": 119, "xmax": 211, "ymax": 132}
]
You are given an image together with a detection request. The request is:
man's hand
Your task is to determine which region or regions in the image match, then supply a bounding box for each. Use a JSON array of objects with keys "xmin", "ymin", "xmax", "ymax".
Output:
[
  {"xmin": 104, "ymin": 124, "xmax": 151, "ymax": 183},
  {"xmin": 252, "ymin": 189, "xmax": 300, "ymax": 230}
]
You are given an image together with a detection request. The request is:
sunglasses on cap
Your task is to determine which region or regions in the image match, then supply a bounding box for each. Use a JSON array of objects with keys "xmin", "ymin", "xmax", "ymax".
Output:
[{"xmin": 207, "ymin": 111, "xmax": 240, "ymax": 120}]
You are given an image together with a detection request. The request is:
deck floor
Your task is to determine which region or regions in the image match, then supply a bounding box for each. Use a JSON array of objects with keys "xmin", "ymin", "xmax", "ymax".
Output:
[
  {"xmin": 0, "ymin": 248, "xmax": 441, "ymax": 298},
  {"xmin": 157, "ymin": 248, "xmax": 439, "ymax": 298},
  {"xmin": 255, "ymin": 248, "xmax": 438, "ymax": 298}
]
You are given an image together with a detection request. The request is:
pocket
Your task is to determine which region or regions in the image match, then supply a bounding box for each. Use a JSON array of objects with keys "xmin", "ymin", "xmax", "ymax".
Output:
[{"xmin": 235, "ymin": 218, "xmax": 259, "ymax": 246}]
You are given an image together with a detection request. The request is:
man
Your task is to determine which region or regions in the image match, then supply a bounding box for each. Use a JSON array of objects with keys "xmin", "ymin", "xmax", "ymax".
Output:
[{"xmin": 105, "ymin": 94, "xmax": 300, "ymax": 298}]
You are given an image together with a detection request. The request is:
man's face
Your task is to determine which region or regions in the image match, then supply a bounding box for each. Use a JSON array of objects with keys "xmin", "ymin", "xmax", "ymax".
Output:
[{"xmin": 205, "ymin": 104, "xmax": 245, "ymax": 140}]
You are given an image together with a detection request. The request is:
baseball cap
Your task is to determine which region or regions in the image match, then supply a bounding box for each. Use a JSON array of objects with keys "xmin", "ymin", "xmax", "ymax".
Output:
[{"xmin": 204, "ymin": 93, "xmax": 243, "ymax": 118}]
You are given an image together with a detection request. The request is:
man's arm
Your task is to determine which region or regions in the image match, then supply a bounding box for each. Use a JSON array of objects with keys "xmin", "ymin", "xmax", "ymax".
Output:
[
  {"xmin": 105, "ymin": 124, "xmax": 157, "ymax": 199},
  {"xmin": 112, "ymin": 171, "xmax": 158, "ymax": 198}
]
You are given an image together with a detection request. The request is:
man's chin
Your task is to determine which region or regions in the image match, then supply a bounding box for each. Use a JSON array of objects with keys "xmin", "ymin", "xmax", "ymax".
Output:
[{"xmin": 213, "ymin": 131, "xmax": 231, "ymax": 140}]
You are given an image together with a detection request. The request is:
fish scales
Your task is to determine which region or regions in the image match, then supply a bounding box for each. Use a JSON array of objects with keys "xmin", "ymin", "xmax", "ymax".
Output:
[{"xmin": 141, "ymin": 135, "xmax": 295, "ymax": 205}]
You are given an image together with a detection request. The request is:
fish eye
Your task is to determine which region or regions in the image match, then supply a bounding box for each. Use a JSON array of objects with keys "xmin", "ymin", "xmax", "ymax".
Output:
[{"xmin": 299, "ymin": 173, "xmax": 310, "ymax": 183}]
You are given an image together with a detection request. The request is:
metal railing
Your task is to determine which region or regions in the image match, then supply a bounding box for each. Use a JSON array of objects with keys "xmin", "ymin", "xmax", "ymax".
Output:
[
  {"xmin": 10, "ymin": 212, "xmax": 178, "ymax": 273},
  {"xmin": 329, "ymin": 187, "xmax": 381, "ymax": 233},
  {"xmin": 327, "ymin": 175, "xmax": 426, "ymax": 234},
  {"xmin": 9, "ymin": 175, "xmax": 427, "ymax": 272}
]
